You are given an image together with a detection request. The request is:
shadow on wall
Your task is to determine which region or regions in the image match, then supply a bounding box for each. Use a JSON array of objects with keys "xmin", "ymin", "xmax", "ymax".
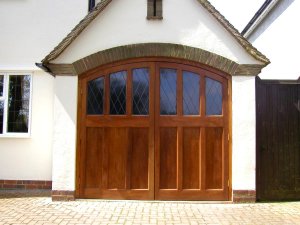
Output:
[
  {"xmin": 248, "ymin": 0, "xmax": 295, "ymax": 42},
  {"xmin": 54, "ymin": 76, "xmax": 78, "ymax": 125}
]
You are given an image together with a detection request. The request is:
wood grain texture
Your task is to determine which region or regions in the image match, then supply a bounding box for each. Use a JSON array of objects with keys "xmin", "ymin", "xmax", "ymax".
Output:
[
  {"xmin": 205, "ymin": 127, "xmax": 223, "ymax": 189},
  {"xmin": 182, "ymin": 128, "xmax": 200, "ymax": 189},
  {"xmin": 159, "ymin": 128, "xmax": 178, "ymax": 189},
  {"xmin": 77, "ymin": 58, "xmax": 230, "ymax": 200},
  {"xmin": 85, "ymin": 128, "xmax": 103, "ymax": 188},
  {"xmin": 130, "ymin": 128, "xmax": 149, "ymax": 189},
  {"xmin": 106, "ymin": 128, "xmax": 128, "ymax": 189},
  {"xmin": 256, "ymin": 78, "xmax": 300, "ymax": 201}
]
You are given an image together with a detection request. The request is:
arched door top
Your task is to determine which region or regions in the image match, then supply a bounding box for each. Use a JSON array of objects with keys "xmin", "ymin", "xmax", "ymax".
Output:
[
  {"xmin": 41, "ymin": 43, "xmax": 265, "ymax": 77},
  {"xmin": 77, "ymin": 58, "xmax": 230, "ymax": 200}
]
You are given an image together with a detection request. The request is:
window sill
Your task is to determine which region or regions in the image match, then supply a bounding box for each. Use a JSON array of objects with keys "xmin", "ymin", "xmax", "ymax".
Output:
[
  {"xmin": 0, "ymin": 133, "xmax": 31, "ymax": 139},
  {"xmin": 146, "ymin": 16, "xmax": 163, "ymax": 20}
]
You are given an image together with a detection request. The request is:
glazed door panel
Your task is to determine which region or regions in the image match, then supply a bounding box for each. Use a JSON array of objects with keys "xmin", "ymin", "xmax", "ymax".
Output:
[
  {"xmin": 155, "ymin": 63, "xmax": 229, "ymax": 200},
  {"xmin": 78, "ymin": 63, "xmax": 155, "ymax": 200}
]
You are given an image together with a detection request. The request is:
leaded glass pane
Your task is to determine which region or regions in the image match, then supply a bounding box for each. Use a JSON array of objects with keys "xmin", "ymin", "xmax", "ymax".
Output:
[
  {"xmin": 183, "ymin": 71, "xmax": 200, "ymax": 115},
  {"xmin": 87, "ymin": 77, "xmax": 104, "ymax": 115},
  {"xmin": 0, "ymin": 75, "xmax": 3, "ymax": 97},
  {"xmin": 110, "ymin": 71, "xmax": 127, "ymax": 115},
  {"xmin": 160, "ymin": 68, "xmax": 177, "ymax": 115},
  {"xmin": 206, "ymin": 77, "xmax": 222, "ymax": 115},
  {"xmin": 7, "ymin": 75, "xmax": 30, "ymax": 133},
  {"xmin": 133, "ymin": 68, "xmax": 149, "ymax": 115},
  {"xmin": 0, "ymin": 101, "xmax": 3, "ymax": 134}
]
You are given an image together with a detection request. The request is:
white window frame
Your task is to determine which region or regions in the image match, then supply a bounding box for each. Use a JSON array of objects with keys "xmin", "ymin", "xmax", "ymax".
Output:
[{"xmin": 0, "ymin": 72, "xmax": 33, "ymax": 138}]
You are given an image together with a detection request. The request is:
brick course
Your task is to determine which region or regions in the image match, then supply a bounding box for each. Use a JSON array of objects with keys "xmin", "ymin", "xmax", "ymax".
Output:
[
  {"xmin": 0, "ymin": 180, "xmax": 52, "ymax": 190},
  {"xmin": 233, "ymin": 190, "xmax": 256, "ymax": 203},
  {"xmin": 52, "ymin": 190, "xmax": 75, "ymax": 201}
]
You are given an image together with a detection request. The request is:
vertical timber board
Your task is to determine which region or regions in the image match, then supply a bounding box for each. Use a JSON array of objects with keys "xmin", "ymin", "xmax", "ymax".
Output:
[{"xmin": 256, "ymin": 78, "xmax": 300, "ymax": 201}]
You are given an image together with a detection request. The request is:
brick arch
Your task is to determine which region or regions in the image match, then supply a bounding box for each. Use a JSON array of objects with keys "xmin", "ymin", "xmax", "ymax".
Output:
[
  {"xmin": 73, "ymin": 43, "xmax": 237, "ymax": 75},
  {"xmin": 44, "ymin": 43, "xmax": 264, "ymax": 76}
]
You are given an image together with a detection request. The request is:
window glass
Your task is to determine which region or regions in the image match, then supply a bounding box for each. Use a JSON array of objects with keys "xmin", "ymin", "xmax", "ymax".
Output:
[
  {"xmin": 0, "ymin": 75, "xmax": 3, "ymax": 97},
  {"xmin": 147, "ymin": 0, "xmax": 163, "ymax": 19},
  {"xmin": 132, "ymin": 68, "xmax": 149, "ymax": 115},
  {"xmin": 110, "ymin": 71, "xmax": 127, "ymax": 115},
  {"xmin": 206, "ymin": 77, "xmax": 222, "ymax": 115},
  {"xmin": 183, "ymin": 71, "xmax": 200, "ymax": 115},
  {"xmin": 7, "ymin": 75, "xmax": 31, "ymax": 133},
  {"xmin": 89, "ymin": 0, "xmax": 101, "ymax": 11},
  {"xmin": 87, "ymin": 77, "xmax": 104, "ymax": 115},
  {"xmin": 160, "ymin": 68, "xmax": 177, "ymax": 115},
  {"xmin": 0, "ymin": 101, "xmax": 3, "ymax": 134}
]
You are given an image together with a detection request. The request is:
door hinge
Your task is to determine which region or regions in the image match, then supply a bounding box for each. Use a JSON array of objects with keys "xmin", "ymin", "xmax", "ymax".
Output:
[{"xmin": 227, "ymin": 133, "xmax": 230, "ymax": 141}]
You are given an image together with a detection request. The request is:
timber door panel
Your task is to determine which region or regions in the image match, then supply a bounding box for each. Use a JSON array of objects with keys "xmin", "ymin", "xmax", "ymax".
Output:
[
  {"xmin": 78, "ymin": 63, "xmax": 155, "ymax": 200},
  {"xmin": 77, "ymin": 59, "xmax": 230, "ymax": 200},
  {"xmin": 155, "ymin": 63, "xmax": 229, "ymax": 200},
  {"xmin": 256, "ymin": 78, "xmax": 300, "ymax": 201}
]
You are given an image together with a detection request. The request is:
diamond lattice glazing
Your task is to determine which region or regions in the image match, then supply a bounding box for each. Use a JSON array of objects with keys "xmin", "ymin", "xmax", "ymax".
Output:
[
  {"xmin": 133, "ymin": 68, "xmax": 149, "ymax": 115},
  {"xmin": 160, "ymin": 69, "xmax": 177, "ymax": 115},
  {"xmin": 183, "ymin": 71, "xmax": 200, "ymax": 115},
  {"xmin": 205, "ymin": 77, "xmax": 222, "ymax": 115},
  {"xmin": 87, "ymin": 77, "xmax": 104, "ymax": 115},
  {"xmin": 110, "ymin": 71, "xmax": 127, "ymax": 115}
]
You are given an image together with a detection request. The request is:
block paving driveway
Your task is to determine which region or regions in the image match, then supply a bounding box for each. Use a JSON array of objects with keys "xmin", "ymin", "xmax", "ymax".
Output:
[{"xmin": 0, "ymin": 190, "xmax": 300, "ymax": 225}]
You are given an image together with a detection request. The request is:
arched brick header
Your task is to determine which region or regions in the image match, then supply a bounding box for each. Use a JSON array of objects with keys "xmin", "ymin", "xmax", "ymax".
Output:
[{"xmin": 43, "ymin": 43, "xmax": 265, "ymax": 76}]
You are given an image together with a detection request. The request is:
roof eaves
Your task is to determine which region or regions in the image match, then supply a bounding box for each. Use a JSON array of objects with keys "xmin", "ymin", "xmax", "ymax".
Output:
[
  {"xmin": 42, "ymin": 0, "xmax": 112, "ymax": 63},
  {"xmin": 242, "ymin": 0, "xmax": 279, "ymax": 38},
  {"xmin": 197, "ymin": 0, "xmax": 270, "ymax": 65},
  {"xmin": 41, "ymin": 0, "xmax": 270, "ymax": 66}
]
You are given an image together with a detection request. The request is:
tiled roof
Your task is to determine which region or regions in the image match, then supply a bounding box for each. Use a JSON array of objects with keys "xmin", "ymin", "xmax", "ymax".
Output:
[{"xmin": 42, "ymin": 0, "xmax": 270, "ymax": 65}]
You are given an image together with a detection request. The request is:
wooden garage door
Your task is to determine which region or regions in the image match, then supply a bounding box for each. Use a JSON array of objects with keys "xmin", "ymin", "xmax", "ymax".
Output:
[
  {"xmin": 76, "ymin": 59, "xmax": 230, "ymax": 200},
  {"xmin": 256, "ymin": 78, "xmax": 300, "ymax": 201}
]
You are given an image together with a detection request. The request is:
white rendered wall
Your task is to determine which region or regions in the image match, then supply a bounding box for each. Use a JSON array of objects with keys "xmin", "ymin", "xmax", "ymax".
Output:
[
  {"xmin": 0, "ymin": 71, "xmax": 54, "ymax": 180},
  {"xmin": 52, "ymin": 76, "xmax": 78, "ymax": 191},
  {"xmin": 0, "ymin": 0, "xmax": 88, "ymax": 70},
  {"xmin": 54, "ymin": 0, "xmax": 261, "ymax": 65},
  {"xmin": 232, "ymin": 76, "xmax": 256, "ymax": 190},
  {"xmin": 0, "ymin": 0, "xmax": 87, "ymax": 181},
  {"xmin": 248, "ymin": 0, "xmax": 300, "ymax": 80}
]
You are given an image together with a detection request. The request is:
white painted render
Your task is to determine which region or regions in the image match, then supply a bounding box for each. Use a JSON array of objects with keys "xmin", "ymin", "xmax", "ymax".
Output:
[
  {"xmin": 0, "ymin": 71, "xmax": 54, "ymax": 180},
  {"xmin": 232, "ymin": 76, "xmax": 256, "ymax": 190},
  {"xmin": 53, "ymin": 0, "xmax": 261, "ymax": 65},
  {"xmin": 248, "ymin": 0, "xmax": 299, "ymax": 80},
  {"xmin": 0, "ymin": 0, "xmax": 88, "ymax": 70},
  {"xmin": 52, "ymin": 76, "xmax": 78, "ymax": 191},
  {"xmin": 0, "ymin": 0, "xmax": 87, "ymax": 181}
]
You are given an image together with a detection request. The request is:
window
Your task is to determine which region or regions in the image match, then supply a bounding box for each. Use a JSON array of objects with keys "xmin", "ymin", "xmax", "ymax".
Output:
[
  {"xmin": 87, "ymin": 77, "xmax": 104, "ymax": 115},
  {"xmin": 206, "ymin": 77, "xmax": 222, "ymax": 115},
  {"xmin": 132, "ymin": 68, "xmax": 149, "ymax": 115},
  {"xmin": 110, "ymin": 71, "xmax": 127, "ymax": 115},
  {"xmin": 160, "ymin": 68, "xmax": 177, "ymax": 115},
  {"xmin": 0, "ymin": 73, "xmax": 32, "ymax": 137},
  {"xmin": 147, "ymin": 0, "xmax": 163, "ymax": 19},
  {"xmin": 88, "ymin": 0, "xmax": 101, "ymax": 12},
  {"xmin": 183, "ymin": 71, "xmax": 200, "ymax": 115}
]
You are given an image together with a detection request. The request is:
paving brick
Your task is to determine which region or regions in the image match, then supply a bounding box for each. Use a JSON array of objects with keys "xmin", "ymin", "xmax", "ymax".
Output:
[{"xmin": 0, "ymin": 190, "xmax": 300, "ymax": 225}]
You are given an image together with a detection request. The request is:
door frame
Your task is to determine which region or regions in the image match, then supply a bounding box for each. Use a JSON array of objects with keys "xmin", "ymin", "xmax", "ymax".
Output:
[{"xmin": 75, "ymin": 57, "xmax": 232, "ymax": 200}]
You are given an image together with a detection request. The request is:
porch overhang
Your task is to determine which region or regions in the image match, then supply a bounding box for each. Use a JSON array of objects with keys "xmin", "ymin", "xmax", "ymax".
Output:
[{"xmin": 37, "ymin": 43, "xmax": 267, "ymax": 77}]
